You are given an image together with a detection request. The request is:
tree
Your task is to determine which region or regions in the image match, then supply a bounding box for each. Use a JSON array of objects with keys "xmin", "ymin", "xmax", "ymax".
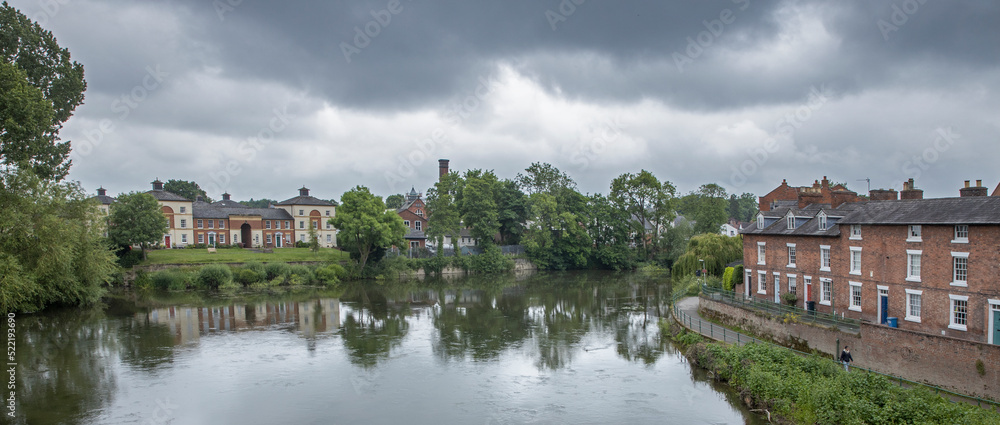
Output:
[
  {"xmin": 671, "ymin": 233, "xmax": 743, "ymax": 278},
  {"xmin": 515, "ymin": 162, "xmax": 576, "ymax": 195},
  {"xmin": 0, "ymin": 169, "xmax": 117, "ymax": 312},
  {"xmin": 163, "ymin": 179, "xmax": 211, "ymax": 202},
  {"xmin": 108, "ymin": 192, "xmax": 168, "ymax": 260},
  {"xmin": 308, "ymin": 225, "xmax": 320, "ymax": 253},
  {"xmin": 523, "ymin": 192, "xmax": 592, "ymax": 270},
  {"xmin": 426, "ymin": 171, "xmax": 463, "ymax": 253},
  {"xmin": 691, "ymin": 183, "xmax": 729, "ymax": 235},
  {"xmin": 239, "ymin": 198, "xmax": 277, "ymax": 208},
  {"xmin": 0, "ymin": 2, "xmax": 87, "ymax": 181},
  {"xmin": 495, "ymin": 179, "xmax": 528, "ymax": 245},
  {"xmin": 457, "ymin": 170, "xmax": 501, "ymax": 246},
  {"xmin": 728, "ymin": 192, "xmax": 758, "ymax": 223},
  {"xmin": 0, "ymin": 62, "xmax": 53, "ymax": 177},
  {"xmin": 587, "ymin": 193, "xmax": 635, "ymax": 270},
  {"xmin": 331, "ymin": 186, "xmax": 407, "ymax": 271},
  {"xmin": 609, "ymin": 170, "xmax": 676, "ymax": 257},
  {"xmin": 385, "ymin": 194, "xmax": 405, "ymax": 210}
]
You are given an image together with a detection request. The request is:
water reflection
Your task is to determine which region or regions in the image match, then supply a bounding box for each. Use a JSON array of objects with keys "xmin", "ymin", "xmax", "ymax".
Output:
[{"xmin": 15, "ymin": 271, "xmax": 764, "ymax": 424}]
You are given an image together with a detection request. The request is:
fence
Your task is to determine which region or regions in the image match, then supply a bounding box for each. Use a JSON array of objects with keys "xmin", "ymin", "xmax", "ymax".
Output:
[
  {"xmin": 669, "ymin": 291, "xmax": 1000, "ymax": 410},
  {"xmin": 700, "ymin": 284, "xmax": 860, "ymax": 333}
]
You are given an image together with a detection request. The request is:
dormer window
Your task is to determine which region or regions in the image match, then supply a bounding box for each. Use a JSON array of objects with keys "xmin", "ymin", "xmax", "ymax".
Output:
[
  {"xmin": 756, "ymin": 214, "xmax": 764, "ymax": 229},
  {"xmin": 787, "ymin": 215, "xmax": 795, "ymax": 230},
  {"xmin": 818, "ymin": 213, "xmax": 828, "ymax": 231}
]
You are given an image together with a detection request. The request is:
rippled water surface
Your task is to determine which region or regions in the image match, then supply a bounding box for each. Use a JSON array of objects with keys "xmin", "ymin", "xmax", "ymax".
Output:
[{"xmin": 15, "ymin": 271, "xmax": 764, "ymax": 424}]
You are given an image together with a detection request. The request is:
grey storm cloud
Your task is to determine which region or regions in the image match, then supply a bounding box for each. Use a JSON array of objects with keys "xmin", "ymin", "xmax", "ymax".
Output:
[{"xmin": 8, "ymin": 0, "xmax": 1000, "ymax": 201}]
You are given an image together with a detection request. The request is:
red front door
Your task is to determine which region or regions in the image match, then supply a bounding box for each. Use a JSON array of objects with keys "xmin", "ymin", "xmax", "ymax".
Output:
[{"xmin": 165, "ymin": 235, "xmax": 171, "ymax": 248}]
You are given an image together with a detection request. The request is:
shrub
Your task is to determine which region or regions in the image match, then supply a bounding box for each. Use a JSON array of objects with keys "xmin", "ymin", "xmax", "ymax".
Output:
[
  {"xmin": 314, "ymin": 265, "xmax": 341, "ymax": 286},
  {"xmin": 722, "ymin": 266, "xmax": 735, "ymax": 291},
  {"xmin": 197, "ymin": 264, "xmax": 233, "ymax": 289},
  {"xmin": 325, "ymin": 263, "xmax": 349, "ymax": 280},
  {"xmin": 133, "ymin": 270, "xmax": 152, "ymax": 290},
  {"xmin": 117, "ymin": 249, "xmax": 144, "ymax": 269},
  {"xmin": 235, "ymin": 268, "xmax": 263, "ymax": 286},
  {"xmin": 468, "ymin": 245, "xmax": 514, "ymax": 274},
  {"xmin": 264, "ymin": 263, "xmax": 291, "ymax": 281},
  {"xmin": 287, "ymin": 264, "xmax": 314, "ymax": 285},
  {"xmin": 152, "ymin": 269, "xmax": 191, "ymax": 290}
]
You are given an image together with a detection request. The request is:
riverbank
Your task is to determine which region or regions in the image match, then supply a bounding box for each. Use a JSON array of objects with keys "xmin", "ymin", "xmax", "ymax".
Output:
[{"xmin": 664, "ymin": 302, "xmax": 1000, "ymax": 424}]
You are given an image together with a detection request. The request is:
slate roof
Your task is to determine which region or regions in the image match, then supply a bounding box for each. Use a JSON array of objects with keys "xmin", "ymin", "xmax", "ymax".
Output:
[
  {"xmin": 403, "ymin": 229, "xmax": 427, "ymax": 240},
  {"xmin": 211, "ymin": 200, "xmax": 248, "ymax": 208},
  {"xmin": 192, "ymin": 201, "xmax": 294, "ymax": 220},
  {"xmin": 839, "ymin": 197, "xmax": 1000, "ymax": 225},
  {"xmin": 93, "ymin": 194, "xmax": 116, "ymax": 205},
  {"xmin": 742, "ymin": 203, "xmax": 864, "ymax": 237},
  {"xmin": 275, "ymin": 195, "xmax": 338, "ymax": 207},
  {"xmin": 147, "ymin": 189, "xmax": 190, "ymax": 202}
]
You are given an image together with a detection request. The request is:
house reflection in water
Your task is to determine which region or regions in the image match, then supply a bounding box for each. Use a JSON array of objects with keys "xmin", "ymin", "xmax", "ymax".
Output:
[{"xmin": 141, "ymin": 299, "xmax": 342, "ymax": 345}]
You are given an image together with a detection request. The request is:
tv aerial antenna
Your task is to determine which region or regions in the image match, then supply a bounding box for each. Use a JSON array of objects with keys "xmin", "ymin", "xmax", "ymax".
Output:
[{"xmin": 857, "ymin": 178, "xmax": 871, "ymax": 193}]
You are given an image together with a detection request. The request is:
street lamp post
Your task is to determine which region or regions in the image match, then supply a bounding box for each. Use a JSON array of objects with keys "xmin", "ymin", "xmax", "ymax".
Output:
[{"xmin": 699, "ymin": 259, "xmax": 705, "ymax": 288}]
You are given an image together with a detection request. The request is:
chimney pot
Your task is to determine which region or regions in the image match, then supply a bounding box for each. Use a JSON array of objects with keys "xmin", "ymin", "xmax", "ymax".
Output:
[
  {"xmin": 977, "ymin": 179, "xmax": 983, "ymax": 187},
  {"xmin": 965, "ymin": 180, "xmax": 971, "ymax": 188}
]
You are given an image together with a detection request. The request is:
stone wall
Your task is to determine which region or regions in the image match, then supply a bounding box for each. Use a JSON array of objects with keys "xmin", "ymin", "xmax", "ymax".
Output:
[{"xmin": 700, "ymin": 297, "xmax": 1000, "ymax": 400}]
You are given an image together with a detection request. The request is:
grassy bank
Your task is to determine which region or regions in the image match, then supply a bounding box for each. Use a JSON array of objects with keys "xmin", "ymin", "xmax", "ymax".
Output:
[
  {"xmin": 142, "ymin": 247, "xmax": 349, "ymax": 265},
  {"xmin": 661, "ymin": 323, "xmax": 1000, "ymax": 424},
  {"xmin": 135, "ymin": 261, "xmax": 348, "ymax": 291}
]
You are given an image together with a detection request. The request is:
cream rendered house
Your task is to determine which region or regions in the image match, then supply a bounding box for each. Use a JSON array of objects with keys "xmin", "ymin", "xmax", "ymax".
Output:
[
  {"xmin": 275, "ymin": 187, "xmax": 338, "ymax": 248},
  {"xmin": 147, "ymin": 179, "xmax": 194, "ymax": 248}
]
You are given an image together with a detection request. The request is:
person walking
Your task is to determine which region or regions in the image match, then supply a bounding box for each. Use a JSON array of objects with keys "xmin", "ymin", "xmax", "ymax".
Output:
[{"xmin": 840, "ymin": 346, "xmax": 854, "ymax": 372}]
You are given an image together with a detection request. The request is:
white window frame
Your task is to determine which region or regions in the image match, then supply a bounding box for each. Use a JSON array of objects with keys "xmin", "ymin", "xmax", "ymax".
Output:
[
  {"xmin": 951, "ymin": 252, "xmax": 969, "ymax": 287},
  {"xmin": 773, "ymin": 272, "xmax": 781, "ymax": 303},
  {"xmin": 948, "ymin": 294, "xmax": 969, "ymax": 331},
  {"xmin": 819, "ymin": 278, "xmax": 832, "ymax": 306},
  {"xmin": 849, "ymin": 281, "xmax": 862, "ymax": 312},
  {"xmin": 849, "ymin": 247, "xmax": 862, "ymax": 276},
  {"xmin": 265, "ymin": 220, "xmax": 271, "ymax": 229},
  {"xmin": 181, "ymin": 234, "xmax": 187, "ymax": 243},
  {"xmin": 757, "ymin": 242, "xmax": 766, "ymax": 265},
  {"xmin": 906, "ymin": 250, "xmax": 922, "ymax": 282},
  {"xmin": 787, "ymin": 214, "xmax": 795, "ymax": 230},
  {"xmin": 786, "ymin": 243, "xmax": 796, "ymax": 268},
  {"xmin": 757, "ymin": 271, "xmax": 767, "ymax": 295},
  {"xmin": 180, "ymin": 206, "xmax": 186, "ymax": 214},
  {"xmin": 849, "ymin": 224, "xmax": 861, "ymax": 240},
  {"xmin": 197, "ymin": 219, "xmax": 204, "ymax": 229},
  {"xmin": 299, "ymin": 220, "xmax": 305, "ymax": 229},
  {"xmin": 404, "ymin": 220, "xmax": 410, "ymax": 227},
  {"xmin": 299, "ymin": 209, "xmax": 304, "ymax": 216},
  {"xmin": 787, "ymin": 274, "xmax": 797, "ymax": 295},
  {"xmin": 180, "ymin": 219, "xmax": 187, "ymax": 228},
  {"xmin": 819, "ymin": 245, "xmax": 831, "ymax": 272},
  {"xmin": 219, "ymin": 220, "xmax": 225, "ymax": 229},
  {"xmin": 756, "ymin": 214, "xmax": 764, "ymax": 229},
  {"xmin": 219, "ymin": 234, "xmax": 225, "ymax": 244},
  {"xmin": 326, "ymin": 234, "xmax": 331, "ymax": 242},
  {"xmin": 953, "ymin": 225, "xmax": 969, "ymax": 243},
  {"xmin": 907, "ymin": 225, "xmax": 922, "ymax": 242},
  {"xmin": 267, "ymin": 234, "xmax": 272, "ymax": 244},
  {"xmin": 198, "ymin": 234, "xmax": 204, "ymax": 244},
  {"xmin": 415, "ymin": 221, "xmax": 422, "ymax": 231},
  {"xmin": 905, "ymin": 289, "xmax": 922, "ymax": 323},
  {"xmin": 818, "ymin": 213, "xmax": 828, "ymax": 231}
]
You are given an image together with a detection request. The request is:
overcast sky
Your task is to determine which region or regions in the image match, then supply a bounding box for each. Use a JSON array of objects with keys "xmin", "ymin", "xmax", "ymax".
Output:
[{"xmin": 12, "ymin": 0, "xmax": 1000, "ymax": 202}]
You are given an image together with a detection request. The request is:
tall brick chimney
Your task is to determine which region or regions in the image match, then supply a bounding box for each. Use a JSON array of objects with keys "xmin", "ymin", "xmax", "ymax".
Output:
[
  {"xmin": 900, "ymin": 178, "xmax": 923, "ymax": 200},
  {"xmin": 869, "ymin": 189, "xmax": 898, "ymax": 201},
  {"xmin": 439, "ymin": 159, "xmax": 450, "ymax": 181},
  {"xmin": 960, "ymin": 179, "xmax": 988, "ymax": 197}
]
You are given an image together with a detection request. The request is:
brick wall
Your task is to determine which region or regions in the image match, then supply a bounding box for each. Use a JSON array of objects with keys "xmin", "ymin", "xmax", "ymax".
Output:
[{"xmin": 700, "ymin": 297, "xmax": 1000, "ymax": 400}]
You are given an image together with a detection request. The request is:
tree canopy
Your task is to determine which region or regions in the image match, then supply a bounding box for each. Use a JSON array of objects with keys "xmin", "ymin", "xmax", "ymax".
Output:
[
  {"xmin": 0, "ymin": 2, "xmax": 86, "ymax": 181},
  {"xmin": 163, "ymin": 179, "xmax": 212, "ymax": 202},
  {"xmin": 384, "ymin": 194, "xmax": 405, "ymax": 210},
  {"xmin": 609, "ymin": 170, "xmax": 676, "ymax": 256},
  {"xmin": 426, "ymin": 171, "xmax": 463, "ymax": 252},
  {"xmin": 331, "ymin": 186, "xmax": 408, "ymax": 271},
  {"xmin": 108, "ymin": 192, "xmax": 168, "ymax": 259}
]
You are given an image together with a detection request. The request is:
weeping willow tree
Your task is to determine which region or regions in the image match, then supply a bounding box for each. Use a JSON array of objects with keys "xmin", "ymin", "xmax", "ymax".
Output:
[{"xmin": 671, "ymin": 233, "xmax": 742, "ymax": 278}]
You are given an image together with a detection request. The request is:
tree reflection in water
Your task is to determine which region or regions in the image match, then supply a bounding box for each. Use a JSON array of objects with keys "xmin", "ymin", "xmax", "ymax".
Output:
[{"xmin": 338, "ymin": 283, "xmax": 410, "ymax": 369}]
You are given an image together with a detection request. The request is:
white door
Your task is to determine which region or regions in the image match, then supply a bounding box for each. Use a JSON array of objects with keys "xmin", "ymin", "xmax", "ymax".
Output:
[{"xmin": 773, "ymin": 273, "xmax": 781, "ymax": 303}]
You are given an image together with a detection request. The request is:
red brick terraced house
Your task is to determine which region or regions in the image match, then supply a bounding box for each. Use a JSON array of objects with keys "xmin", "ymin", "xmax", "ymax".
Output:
[{"xmin": 742, "ymin": 178, "xmax": 1000, "ymax": 346}]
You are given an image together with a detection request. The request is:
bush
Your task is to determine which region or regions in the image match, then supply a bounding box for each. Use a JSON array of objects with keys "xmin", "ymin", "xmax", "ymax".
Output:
[
  {"xmin": 235, "ymin": 268, "xmax": 263, "ymax": 286},
  {"xmin": 468, "ymin": 245, "xmax": 514, "ymax": 274},
  {"xmin": 152, "ymin": 269, "xmax": 191, "ymax": 290},
  {"xmin": 287, "ymin": 264, "xmax": 314, "ymax": 285},
  {"xmin": 264, "ymin": 263, "xmax": 291, "ymax": 281},
  {"xmin": 722, "ymin": 266, "xmax": 735, "ymax": 291},
  {"xmin": 314, "ymin": 265, "xmax": 341, "ymax": 286},
  {"xmin": 325, "ymin": 263, "xmax": 349, "ymax": 280},
  {"xmin": 197, "ymin": 264, "xmax": 233, "ymax": 289},
  {"xmin": 117, "ymin": 248, "xmax": 144, "ymax": 269},
  {"xmin": 133, "ymin": 270, "xmax": 152, "ymax": 290}
]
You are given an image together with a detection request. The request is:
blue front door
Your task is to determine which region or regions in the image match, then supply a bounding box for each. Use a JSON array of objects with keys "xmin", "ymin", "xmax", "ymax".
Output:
[{"xmin": 880, "ymin": 294, "xmax": 888, "ymax": 324}]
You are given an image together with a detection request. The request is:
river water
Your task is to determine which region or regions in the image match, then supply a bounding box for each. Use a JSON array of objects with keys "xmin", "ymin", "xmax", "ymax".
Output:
[{"xmin": 13, "ymin": 271, "xmax": 764, "ymax": 424}]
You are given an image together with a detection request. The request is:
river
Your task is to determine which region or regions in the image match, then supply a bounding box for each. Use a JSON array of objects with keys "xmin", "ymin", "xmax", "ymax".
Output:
[{"xmin": 13, "ymin": 270, "xmax": 765, "ymax": 424}]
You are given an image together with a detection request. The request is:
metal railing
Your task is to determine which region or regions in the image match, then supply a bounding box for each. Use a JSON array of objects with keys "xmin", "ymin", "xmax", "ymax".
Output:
[
  {"xmin": 669, "ymin": 291, "xmax": 1000, "ymax": 411},
  {"xmin": 700, "ymin": 284, "xmax": 860, "ymax": 332}
]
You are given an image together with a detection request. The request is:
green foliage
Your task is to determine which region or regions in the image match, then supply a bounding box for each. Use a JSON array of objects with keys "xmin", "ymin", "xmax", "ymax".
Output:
[
  {"xmin": 332, "ymin": 186, "xmax": 408, "ymax": 270},
  {"xmin": 308, "ymin": 225, "xmax": 320, "ymax": 253},
  {"xmin": 238, "ymin": 198, "xmax": 277, "ymax": 208},
  {"xmin": 162, "ymin": 179, "xmax": 211, "ymax": 202},
  {"xmin": 690, "ymin": 342, "xmax": 1000, "ymax": 425},
  {"xmin": 0, "ymin": 170, "xmax": 117, "ymax": 313},
  {"xmin": 722, "ymin": 266, "xmax": 735, "ymax": 291},
  {"xmin": 116, "ymin": 248, "xmax": 144, "ymax": 268},
  {"xmin": 672, "ymin": 233, "xmax": 742, "ymax": 278},
  {"xmin": 0, "ymin": 2, "xmax": 86, "ymax": 181},
  {"xmin": 728, "ymin": 192, "xmax": 759, "ymax": 223},
  {"xmin": 609, "ymin": 170, "xmax": 676, "ymax": 258},
  {"xmin": 515, "ymin": 162, "xmax": 577, "ymax": 195},
  {"xmin": 384, "ymin": 193, "xmax": 405, "ymax": 209},
  {"xmin": 781, "ymin": 291, "xmax": 799, "ymax": 306},
  {"xmin": 977, "ymin": 359, "xmax": 986, "ymax": 376},
  {"xmin": 108, "ymin": 192, "xmax": 169, "ymax": 260},
  {"xmin": 674, "ymin": 329, "xmax": 705, "ymax": 347},
  {"xmin": 426, "ymin": 171, "xmax": 463, "ymax": 254},
  {"xmin": 314, "ymin": 265, "xmax": 342, "ymax": 286},
  {"xmin": 287, "ymin": 265, "xmax": 314, "ymax": 285},
  {"xmin": 264, "ymin": 262, "xmax": 291, "ymax": 280},
  {"xmin": 457, "ymin": 169, "xmax": 501, "ymax": 246},
  {"xmin": 677, "ymin": 184, "xmax": 730, "ymax": 235},
  {"xmin": 523, "ymin": 192, "xmax": 592, "ymax": 270},
  {"xmin": 196, "ymin": 264, "xmax": 232, "ymax": 289},
  {"xmin": 467, "ymin": 245, "xmax": 514, "ymax": 274},
  {"xmin": 151, "ymin": 269, "xmax": 193, "ymax": 291}
]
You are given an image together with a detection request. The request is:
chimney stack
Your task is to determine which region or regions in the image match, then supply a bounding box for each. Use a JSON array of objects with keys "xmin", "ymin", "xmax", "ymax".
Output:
[
  {"xmin": 900, "ymin": 178, "xmax": 923, "ymax": 200},
  {"xmin": 439, "ymin": 159, "xmax": 450, "ymax": 181},
  {"xmin": 960, "ymin": 179, "xmax": 988, "ymax": 197},
  {"xmin": 869, "ymin": 189, "xmax": 898, "ymax": 201}
]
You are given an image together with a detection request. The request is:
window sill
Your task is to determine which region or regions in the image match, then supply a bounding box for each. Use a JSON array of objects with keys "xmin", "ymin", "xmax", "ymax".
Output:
[
  {"xmin": 757, "ymin": 290, "xmax": 767, "ymax": 295},
  {"xmin": 757, "ymin": 261, "xmax": 765, "ymax": 266},
  {"xmin": 849, "ymin": 236, "xmax": 862, "ymax": 241},
  {"xmin": 786, "ymin": 264, "xmax": 796, "ymax": 269},
  {"xmin": 906, "ymin": 238, "xmax": 922, "ymax": 243},
  {"xmin": 951, "ymin": 239, "xmax": 969, "ymax": 244},
  {"xmin": 849, "ymin": 306, "xmax": 861, "ymax": 312},
  {"xmin": 819, "ymin": 267, "xmax": 831, "ymax": 272},
  {"xmin": 948, "ymin": 324, "xmax": 967, "ymax": 332},
  {"xmin": 905, "ymin": 276, "xmax": 921, "ymax": 283},
  {"xmin": 950, "ymin": 281, "xmax": 968, "ymax": 287},
  {"xmin": 904, "ymin": 316, "xmax": 921, "ymax": 323},
  {"xmin": 820, "ymin": 300, "xmax": 831, "ymax": 306},
  {"xmin": 849, "ymin": 271, "xmax": 861, "ymax": 276}
]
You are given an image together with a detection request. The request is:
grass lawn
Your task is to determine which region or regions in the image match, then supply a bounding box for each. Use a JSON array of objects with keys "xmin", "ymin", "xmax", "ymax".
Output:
[{"xmin": 142, "ymin": 247, "xmax": 350, "ymax": 265}]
